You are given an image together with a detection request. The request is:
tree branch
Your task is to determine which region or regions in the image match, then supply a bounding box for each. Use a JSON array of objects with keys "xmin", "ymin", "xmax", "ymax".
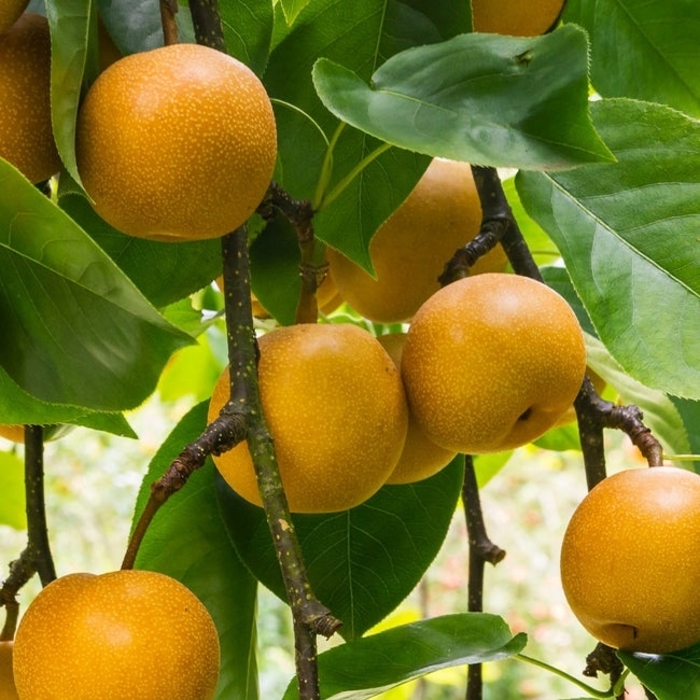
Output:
[
  {"xmin": 258, "ymin": 181, "xmax": 328, "ymax": 324},
  {"xmin": 188, "ymin": 0, "xmax": 226, "ymax": 52},
  {"xmin": 219, "ymin": 228, "xmax": 341, "ymax": 699},
  {"xmin": 24, "ymin": 426, "xmax": 55, "ymax": 586},
  {"xmin": 440, "ymin": 166, "xmax": 542, "ymax": 286},
  {"xmin": 462, "ymin": 456, "xmax": 506, "ymax": 700}
]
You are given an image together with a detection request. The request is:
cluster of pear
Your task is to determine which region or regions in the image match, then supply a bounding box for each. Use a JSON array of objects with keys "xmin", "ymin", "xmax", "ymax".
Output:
[{"xmin": 209, "ymin": 157, "xmax": 588, "ymax": 514}]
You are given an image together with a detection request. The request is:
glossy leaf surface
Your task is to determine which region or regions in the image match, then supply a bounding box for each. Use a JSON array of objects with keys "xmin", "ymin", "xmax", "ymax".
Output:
[
  {"xmin": 517, "ymin": 99, "xmax": 700, "ymax": 399},
  {"xmin": 564, "ymin": 0, "xmax": 700, "ymax": 116},
  {"xmin": 0, "ymin": 162, "xmax": 192, "ymax": 410},
  {"xmin": 620, "ymin": 642, "xmax": 700, "ymax": 700},
  {"xmin": 313, "ymin": 25, "xmax": 613, "ymax": 172},
  {"xmin": 282, "ymin": 614, "xmax": 526, "ymax": 700}
]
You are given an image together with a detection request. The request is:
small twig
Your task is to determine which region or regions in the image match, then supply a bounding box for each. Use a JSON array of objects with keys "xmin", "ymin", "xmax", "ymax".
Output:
[
  {"xmin": 258, "ymin": 181, "xmax": 326, "ymax": 324},
  {"xmin": 584, "ymin": 643, "xmax": 627, "ymax": 700},
  {"xmin": 573, "ymin": 376, "xmax": 609, "ymax": 490},
  {"xmin": 159, "ymin": 0, "xmax": 179, "ymax": 45},
  {"xmin": 188, "ymin": 0, "xmax": 227, "ymax": 52},
  {"xmin": 440, "ymin": 166, "xmax": 542, "ymax": 286},
  {"xmin": 462, "ymin": 456, "xmax": 506, "ymax": 700},
  {"xmin": 121, "ymin": 412, "xmax": 248, "ymax": 570},
  {"xmin": 24, "ymin": 426, "xmax": 55, "ymax": 587},
  {"xmin": 0, "ymin": 553, "xmax": 35, "ymax": 641}
]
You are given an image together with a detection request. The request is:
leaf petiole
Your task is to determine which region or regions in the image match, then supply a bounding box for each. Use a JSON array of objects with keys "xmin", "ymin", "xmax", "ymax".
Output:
[{"xmin": 515, "ymin": 652, "xmax": 614, "ymax": 698}]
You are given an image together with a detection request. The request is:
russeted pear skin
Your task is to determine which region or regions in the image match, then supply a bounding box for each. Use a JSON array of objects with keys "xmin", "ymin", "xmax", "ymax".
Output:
[
  {"xmin": 12, "ymin": 570, "xmax": 220, "ymax": 700},
  {"xmin": 0, "ymin": 13, "xmax": 62, "ymax": 183},
  {"xmin": 561, "ymin": 466, "xmax": 700, "ymax": 654},
  {"xmin": 208, "ymin": 323, "xmax": 409, "ymax": 513},
  {"xmin": 76, "ymin": 43, "xmax": 277, "ymax": 242},
  {"xmin": 0, "ymin": 641, "xmax": 19, "ymax": 700},
  {"xmin": 401, "ymin": 273, "xmax": 587, "ymax": 454},
  {"xmin": 472, "ymin": 0, "xmax": 565, "ymax": 36}
]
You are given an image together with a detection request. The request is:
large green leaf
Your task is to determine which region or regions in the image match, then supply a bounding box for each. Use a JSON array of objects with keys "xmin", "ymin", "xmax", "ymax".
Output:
[
  {"xmin": 516, "ymin": 99, "xmax": 700, "ymax": 399},
  {"xmin": 265, "ymin": 0, "xmax": 469, "ymax": 269},
  {"xmin": 282, "ymin": 614, "xmax": 527, "ymax": 700},
  {"xmin": 540, "ymin": 264, "xmax": 694, "ymax": 464},
  {"xmin": 564, "ymin": 0, "xmax": 700, "ymax": 117},
  {"xmin": 249, "ymin": 216, "xmax": 303, "ymax": 326},
  {"xmin": 0, "ymin": 367, "xmax": 136, "ymax": 436},
  {"xmin": 59, "ymin": 190, "xmax": 222, "ymax": 308},
  {"xmin": 132, "ymin": 402, "xmax": 259, "ymax": 700},
  {"xmin": 217, "ymin": 456, "xmax": 464, "ymax": 641},
  {"xmin": 0, "ymin": 161, "xmax": 192, "ymax": 411},
  {"xmin": 585, "ymin": 336, "xmax": 692, "ymax": 465},
  {"xmin": 620, "ymin": 642, "xmax": 700, "ymax": 700},
  {"xmin": 46, "ymin": 0, "xmax": 94, "ymax": 186},
  {"xmin": 313, "ymin": 25, "xmax": 613, "ymax": 172},
  {"xmin": 0, "ymin": 451, "xmax": 26, "ymax": 530}
]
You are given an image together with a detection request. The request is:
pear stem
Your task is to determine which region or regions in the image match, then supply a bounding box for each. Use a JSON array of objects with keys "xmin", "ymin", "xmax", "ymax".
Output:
[{"xmin": 159, "ymin": 0, "xmax": 180, "ymax": 45}]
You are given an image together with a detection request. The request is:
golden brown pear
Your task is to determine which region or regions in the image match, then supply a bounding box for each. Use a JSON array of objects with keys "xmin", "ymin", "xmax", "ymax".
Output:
[
  {"xmin": 472, "ymin": 0, "xmax": 565, "ymax": 36},
  {"xmin": 12, "ymin": 570, "xmax": 220, "ymax": 700},
  {"xmin": 208, "ymin": 323, "xmax": 408, "ymax": 513},
  {"xmin": 0, "ymin": 641, "xmax": 19, "ymax": 700},
  {"xmin": 401, "ymin": 273, "xmax": 586, "ymax": 454},
  {"xmin": 326, "ymin": 158, "xmax": 507, "ymax": 324},
  {"xmin": 377, "ymin": 333, "xmax": 457, "ymax": 484},
  {"xmin": 0, "ymin": 0, "xmax": 29, "ymax": 34},
  {"xmin": 76, "ymin": 43, "xmax": 277, "ymax": 242},
  {"xmin": 561, "ymin": 466, "xmax": 700, "ymax": 654},
  {"xmin": 0, "ymin": 13, "xmax": 62, "ymax": 183}
]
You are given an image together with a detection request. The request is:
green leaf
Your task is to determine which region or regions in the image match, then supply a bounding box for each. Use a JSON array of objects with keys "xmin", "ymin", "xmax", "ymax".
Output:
[
  {"xmin": 0, "ymin": 451, "xmax": 26, "ymax": 530},
  {"xmin": 502, "ymin": 176, "xmax": 561, "ymax": 268},
  {"xmin": 669, "ymin": 397, "xmax": 700, "ymax": 472},
  {"xmin": 516, "ymin": 99, "xmax": 700, "ymax": 399},
  {"xmin": 217, "ymin": 456, "xmax": 465, "ymax": 641},
  {"xmin": 585, "ymin": 335, "xmax": 693, "ymax": 464},
  {"xmin": 620, "ymin": 642, "xmax": 700, "ymax": 700},
  {"xmin": 266, "ymin": 0, "xmax": 469, "ymax": 269},
  {"xmin": 97, "ymin": 0, "xmax": 172, "ymax": 55},
  {"xmin": 249, "ymin": 216, "xmax": 303, "ymax": 325},
  {"xmin": 220, "ymin": 0, "xmax": 274, "ymax": 76},
  {"xmin": 314, "ymin": 144, "xmax": 430, "ymax": 271},
  {"xmin": 0, "ymin": 161, "xmax": 192, "ymax": 411},
  {"xmin": 0, "ymin": 366, "xmax": 136, "ymax": 437},
  {"xmin": 312, "ymin": 25, "xmax": 614, "ymax": 172},
  {"xmin": 59, "ymin": 190, "xmax": 222, "ymax": 308},
  {"xmin": 564, "ymin": 0, "xmax": 700, "ymax": 117},
  {"xmin": 132, "ymin": 402, "xmax": 259, "ymax": 700},
  {"xmin": 46, "ymin": 0, "xmax": 93, "ymax": 186},
  {"xmin": 278, "ymin": 0, "xmax": 313, "ymax": 27},
  {"xmin": 281, "ymin": 614, "xmax": 527, "ymax": 700}
]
